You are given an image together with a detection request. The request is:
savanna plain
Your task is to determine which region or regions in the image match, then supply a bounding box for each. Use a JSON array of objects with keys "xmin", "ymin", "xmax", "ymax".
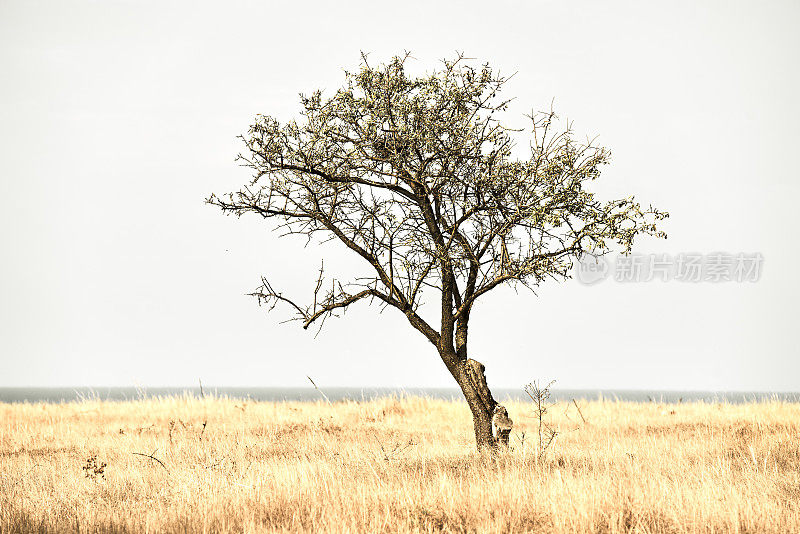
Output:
[{"xmin": 1, "ymin": 394, "xmax": 799, "ymax": 533}]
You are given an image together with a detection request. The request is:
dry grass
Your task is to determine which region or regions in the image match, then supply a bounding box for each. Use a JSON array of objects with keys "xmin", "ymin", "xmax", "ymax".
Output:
[{"xmin": 1, "ymin": 394, "xmax": 799, "ymax": 533}]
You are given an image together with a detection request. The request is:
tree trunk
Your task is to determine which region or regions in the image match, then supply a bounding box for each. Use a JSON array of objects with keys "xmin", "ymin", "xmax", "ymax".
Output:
[{"xmin": 441, "ymin": 352, "xmax": 499, "ymax": 451}]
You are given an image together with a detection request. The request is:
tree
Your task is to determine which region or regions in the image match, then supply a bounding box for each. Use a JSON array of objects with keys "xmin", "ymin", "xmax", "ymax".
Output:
[{"xmin": 208, "ymin": 53, "xmax": 668, "ymax": 451}]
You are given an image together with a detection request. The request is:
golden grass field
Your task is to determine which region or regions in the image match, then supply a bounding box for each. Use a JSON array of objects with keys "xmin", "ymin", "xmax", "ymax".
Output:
[{"xmin": 1, "ymin": 394, "xmax": 799, "ymax": 533}]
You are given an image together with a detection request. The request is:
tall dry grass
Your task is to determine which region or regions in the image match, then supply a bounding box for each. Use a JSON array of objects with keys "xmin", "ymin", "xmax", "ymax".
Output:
[{"xmin": 1, "ymin": 394, "xmax": 799, "ymax": 532}]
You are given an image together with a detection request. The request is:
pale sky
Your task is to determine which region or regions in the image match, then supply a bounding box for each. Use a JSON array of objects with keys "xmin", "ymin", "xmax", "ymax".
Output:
[{"xmin": 1, "ymin": 0, "xmax": 798, "ymax": 391}]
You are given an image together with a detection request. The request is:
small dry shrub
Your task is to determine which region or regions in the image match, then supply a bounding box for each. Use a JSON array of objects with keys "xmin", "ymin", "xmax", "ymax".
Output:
[{"xmin": 82, "ymin": 455, "xmax": 106, "ymax": 480}]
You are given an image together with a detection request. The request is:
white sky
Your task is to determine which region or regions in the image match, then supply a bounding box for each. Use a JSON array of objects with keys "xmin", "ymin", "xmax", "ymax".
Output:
[{"xmin": 1, "ymin": 0, "xmax": 798, "ymax": 391}]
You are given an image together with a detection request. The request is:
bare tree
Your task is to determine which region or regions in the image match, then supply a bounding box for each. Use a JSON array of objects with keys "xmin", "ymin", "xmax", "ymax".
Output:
[{"xmin": 208, "ymin": 53, "xmax": 667, "ymax": 451}]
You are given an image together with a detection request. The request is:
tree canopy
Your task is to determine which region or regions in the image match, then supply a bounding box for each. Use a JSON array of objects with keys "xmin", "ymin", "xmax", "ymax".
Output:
[{"xmin": 210, "ymin": 53, "xmax": 666, "ymax": 342}]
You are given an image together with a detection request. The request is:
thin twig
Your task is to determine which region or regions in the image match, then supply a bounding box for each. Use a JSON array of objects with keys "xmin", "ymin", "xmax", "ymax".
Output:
[
  {"xmin": 132, "ymin": 449, "xmax": 169, "ymax": 473},
  {"xmin": 572, "ymin": 398, "xmax": 588, "ymax": 424},
  {"xmin": 307, "ymin": 375, "xmax": 331, "ymax": 404}
]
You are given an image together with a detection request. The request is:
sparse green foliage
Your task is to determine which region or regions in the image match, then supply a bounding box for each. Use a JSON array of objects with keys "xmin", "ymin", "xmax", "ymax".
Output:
[{"xmin": 210, "ymin": 53, "xmax": 667, "ymax": 329}]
